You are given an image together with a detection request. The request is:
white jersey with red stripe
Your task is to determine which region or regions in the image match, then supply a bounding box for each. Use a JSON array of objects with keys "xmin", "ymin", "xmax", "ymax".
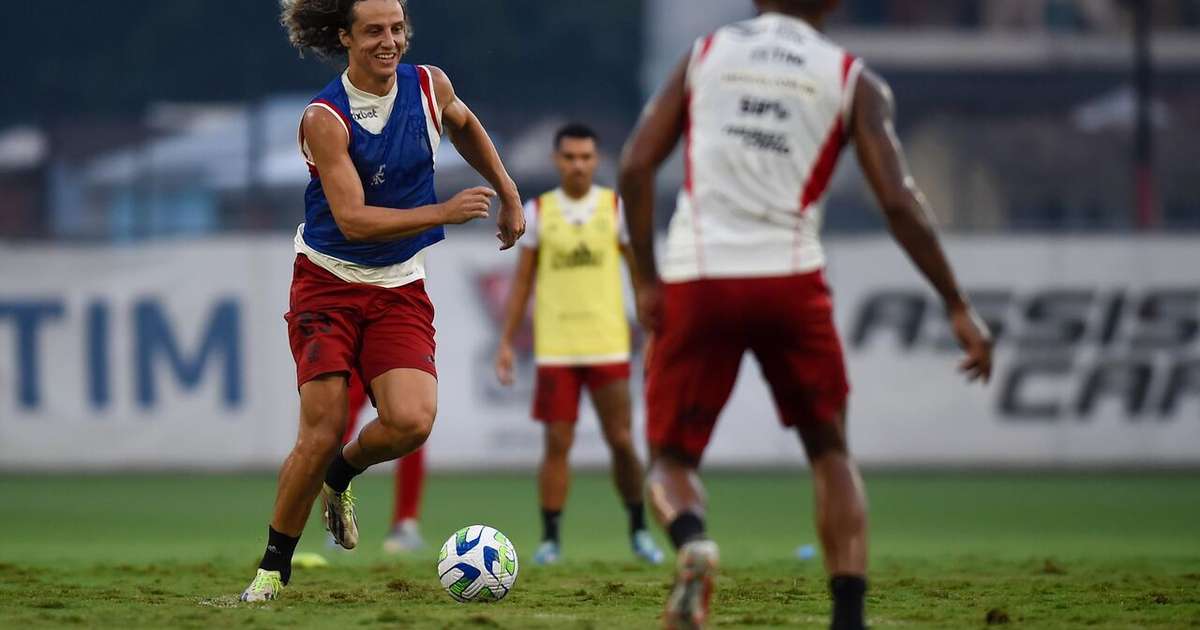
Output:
[{"xmin": 661, "ymin": 12, "xmax": 863, "ymax": 283}]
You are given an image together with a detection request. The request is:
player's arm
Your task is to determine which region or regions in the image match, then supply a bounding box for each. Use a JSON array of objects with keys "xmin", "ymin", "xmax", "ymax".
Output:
[
  {"xmin": 618, "ymin": 55, "xmax": 689, "ymax": 332},
  {"xmin": 303, "ymin": 107, "xmax": 493, "ymax": 242},
  {"xmin": 494, "ymin": 246, "xmax": 538, "ymax": 386},
  {"xmin": 851, "ymin": 68, "xmax": 994, "ymax": 382},
  {"xmin": 429, "ymin": 66, "xmax": 525, "ymax": 251}
]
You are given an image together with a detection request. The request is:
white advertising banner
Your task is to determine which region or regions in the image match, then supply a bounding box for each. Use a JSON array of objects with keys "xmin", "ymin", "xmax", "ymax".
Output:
[{"xmin": 1, "ymin": 235, "xmax": 1197, "ymax": 470}]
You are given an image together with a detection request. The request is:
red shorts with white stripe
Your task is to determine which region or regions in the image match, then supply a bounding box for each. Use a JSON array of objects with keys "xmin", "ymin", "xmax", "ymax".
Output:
[
  {"xmin": 285, "ymin": 255, "xmax": 437, "ymax": 391},
  {"xmin": 645, "ymin": 271, "xmax": 849, "ymax": 463},
  {"xmin": 533, "ymin": 363, "xmax": 632, "ymax": 423}
]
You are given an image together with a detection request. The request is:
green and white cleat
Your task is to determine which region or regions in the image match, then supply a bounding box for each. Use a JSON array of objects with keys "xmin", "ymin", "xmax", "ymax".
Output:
[
  {"xmin": 664, "ymin": 540, "xmax": 719, "ymax": 630},
  {"xmin": 239, "ymin": 569, "xmax": 284, "ymax": 602},
  {"xmin": 321, "ymin": 483, "xmax": 359, "ymax": 550},
  {"xmin": 382, "ymin": 519, "xmax": 426, "ymax": 554},
  {"xmin": 632, "ymin": 529, "xmax": 665, "ymax": 565}
]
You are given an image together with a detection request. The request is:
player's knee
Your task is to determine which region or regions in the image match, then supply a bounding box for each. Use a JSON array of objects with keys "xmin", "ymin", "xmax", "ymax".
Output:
[
  {"xmin": 378, "ymin": 398, "xmax": 437, "ymax": 443},
  {"xmin": 544, "ymin": 424, "xmax": 575, "ymax": 458},
  {"xmin": 295, "ymin": 424, "xmax": 342, "ymax": 461},
  {"xmin": 605, "ymin": 426, "xmax": 635, "ymax": 455}
]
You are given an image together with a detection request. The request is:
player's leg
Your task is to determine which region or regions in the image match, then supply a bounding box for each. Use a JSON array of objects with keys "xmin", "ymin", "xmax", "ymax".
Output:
[
  {"xmin": 588, "ymin": 369, "xmax": 663, "ymax": 564},
  {"xmin": 752, "ymin": 271, "xmax": 865, "ymax": 630},
  {"xmin": 531, "ymin": 365, "xmax": 584, "ymax": 564},
  {"xmin": 534, "ymin": 420, "xmax": 575, "ymax": 564},
  {"xmin": 645, "ymin": 280, "xmax": 745, "ymax": 628},
  {"xmin": 383, "ymin": 447, "xmax": 427, "ymax": 553},
  {"xmin": 797, "ymin": 416, "xmax": 868, "ymax": 630},
  {"xmin": 326, "ymin": 371, "xmax": 369, "ymax": 550},
  {"xmin": 320, "ymin": 280, "xmax": 440, "ymax": 549},
  {"xmin": 245, "ymin": 374, "xmax": 350, "ymax": 600},
  {"xmin": 244, "ymin": 256, "xmax": 363, "ymax": 601}
]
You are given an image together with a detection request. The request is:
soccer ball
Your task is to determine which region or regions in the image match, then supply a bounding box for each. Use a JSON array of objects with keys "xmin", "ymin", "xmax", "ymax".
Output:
[{"xmin": 437, "ymin": 525, "xmax": 519, "ymax": 603}]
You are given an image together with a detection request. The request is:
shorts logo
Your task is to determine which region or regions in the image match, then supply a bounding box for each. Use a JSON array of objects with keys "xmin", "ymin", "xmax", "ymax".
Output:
[{"xmin": 295, "ymin": 312, "xmax": 334, "ymax": 337}]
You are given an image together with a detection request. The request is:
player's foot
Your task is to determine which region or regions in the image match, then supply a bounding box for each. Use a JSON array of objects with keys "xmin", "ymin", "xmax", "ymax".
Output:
[
  {"xmin": 382, "ymin": 519, "xmax": 426, "ymax": 554},
  {"xmin": 321, "ymin": 482, "xmax": 359, "ymax": 550},
  {"xmin": 664, "ymin": 539, "xmax": 719, "ymax": 630},
  {"xmin": 532, "ymin": 540, "xmax": 560, "ymax": 565},
  {"xmin": 632, "ymin": 529, "xmax": 665, "ymax": 565},
  {"xmin": 239, "ymin": 569, "xmax": 284, "ymax": 602}
]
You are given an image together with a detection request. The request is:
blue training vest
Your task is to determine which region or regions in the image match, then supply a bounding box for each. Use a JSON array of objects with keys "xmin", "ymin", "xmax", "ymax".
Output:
[{"xmin": 301, "ymin": 65, "xmax": 444, "ymax": 267}]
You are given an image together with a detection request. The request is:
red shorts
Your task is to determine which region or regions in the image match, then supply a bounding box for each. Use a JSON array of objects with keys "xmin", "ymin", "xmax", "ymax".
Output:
[
  {"xmin": 285, "ymin": 255, "xmax": 437, "ymax": 390},
  {"xmin": 645, "ymin": 271, "xmax": 849, "ymax": 463},
  {"xmin": 533, "ymin": 362, "xmax": 631, "ymax": 423}
]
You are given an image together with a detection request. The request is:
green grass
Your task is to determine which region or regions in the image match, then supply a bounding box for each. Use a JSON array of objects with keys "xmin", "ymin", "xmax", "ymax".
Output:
[{"xmin": 0, "ymin": 472, "xmax": 1198, "ymax": 628}]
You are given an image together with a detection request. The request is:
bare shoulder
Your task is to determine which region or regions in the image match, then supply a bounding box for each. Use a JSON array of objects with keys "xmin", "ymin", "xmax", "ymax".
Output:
[{"xmin": 302, "ymin": 105, "xmax": 349, "ymax": 149}]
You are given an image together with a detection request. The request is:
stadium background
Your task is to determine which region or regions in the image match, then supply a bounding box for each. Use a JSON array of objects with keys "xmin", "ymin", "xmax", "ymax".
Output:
[{"xmin": 1, "ymin": 1, "xmax": 1199, "ymax": 628}]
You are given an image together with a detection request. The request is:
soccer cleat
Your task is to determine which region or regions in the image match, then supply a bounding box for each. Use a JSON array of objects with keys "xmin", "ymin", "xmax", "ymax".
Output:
[
  {"xmin": 239, "ymin": 569, "xmax": 284, "ymax": 602},
  {"xmin": 532, "ymin": 540, "xmax": 561, "ymax": 565},
  {"xmin": 664, "ymin": 539, "xmax": 720, "ymax": 630},
  {"xmin": 321, "ymin": 483, "xmax": 359, "ymax": 550},
  {"xmin": 632, "ymin": 529, "xmax": 665, "ymax": 565},
  {"xmin": 382, "ymin": 519, "xmax": 426, "ymax": 554}
]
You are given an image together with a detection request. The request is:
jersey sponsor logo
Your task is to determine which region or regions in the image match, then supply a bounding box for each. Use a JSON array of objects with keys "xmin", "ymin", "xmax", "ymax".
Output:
[
  {"xmin": 371, "ymin": 164, "xmax": 386, "ymax": 187},
  {"xmin": 550, "ymin": 243, "xmax": 604, "ymax": 270},
  {"xmin": 740, "ymin": 97, "xmax": 790, "ymax": 121},
  {"xmin": 852, "ymin": 287, "xmax": 1200, "ymax": 421},
  {"xmin": 723, "ymin": 125, "xmax": 791, "ymax": 155},
  {"xmin": 352, "ymin": 107, "xmax": 380, "ymax": 122},
  {"xmin": 720, "ymin": 72, "xmax": 818, "ymax": 97},
  {"xmin": 750, "ymin": 46, "xmax": 806, "ymax": 67}
]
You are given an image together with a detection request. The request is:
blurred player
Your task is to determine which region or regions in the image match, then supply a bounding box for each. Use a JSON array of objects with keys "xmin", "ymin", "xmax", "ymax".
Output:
[
  {"xmin": 338, "ymin": 372, "xmax": 427, "ymax": 553},
  {"xmin": 242, "ymin": 0, "xmax": 524, "ymax": 602},
  {"xmin": 494, "ymin": 124, "xmax": 664, "ymax": 566},
  {"xmin": 619, "ymin": 1, "xmax": 994, "ymax": 628}
]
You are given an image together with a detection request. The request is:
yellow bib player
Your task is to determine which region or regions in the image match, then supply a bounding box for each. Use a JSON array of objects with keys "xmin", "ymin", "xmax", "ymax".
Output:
[{"xmin": 495, "ymin": 124, "xmax": 663, "ymax": 567}]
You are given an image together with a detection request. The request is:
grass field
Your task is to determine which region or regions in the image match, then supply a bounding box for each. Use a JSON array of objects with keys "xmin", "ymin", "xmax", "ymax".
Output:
[{"xmin": 1, "ymin": 471, "xmax": 1198, "ymax": 629}]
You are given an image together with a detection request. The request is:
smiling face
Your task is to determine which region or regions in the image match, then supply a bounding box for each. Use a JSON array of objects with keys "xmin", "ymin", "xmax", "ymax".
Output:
[{"xmin": 338, "ymin": 0, "xmax": 409, "ymax": 82}]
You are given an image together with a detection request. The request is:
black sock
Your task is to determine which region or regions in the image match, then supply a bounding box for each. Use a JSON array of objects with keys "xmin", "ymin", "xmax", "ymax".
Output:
[
  {"xmin": 626, "ymin": 502, "xmax": 647, "ymax": 534},
  {"xmin": 830, "ymin": 574, "xmax": 867, "ymax": 630},
  {"xmin": 258, "ymin": 526, "xmax": 300, "ymax": 585},
  {"xmin": 666, "ymin": 511, "xmax": 706, "ymax": 550},
  {"xmin": 324, "ymin": 448, "xmax": 363, "ymax": 494},
  {"xmin": 541, "ymin": 509, "xmax": 562, "ymax": 544}
]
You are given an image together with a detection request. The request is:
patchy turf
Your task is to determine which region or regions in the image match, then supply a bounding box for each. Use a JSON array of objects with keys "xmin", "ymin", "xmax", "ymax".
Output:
[{"xmin": 0, "ymin": 472, "xmax": 1197, "ymax": 628}]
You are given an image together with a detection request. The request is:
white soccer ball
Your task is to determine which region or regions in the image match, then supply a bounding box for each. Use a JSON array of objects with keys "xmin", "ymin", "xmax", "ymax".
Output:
[{"xmin": 437, "ymin": 525, "xmax": 519, "ymax": 603}]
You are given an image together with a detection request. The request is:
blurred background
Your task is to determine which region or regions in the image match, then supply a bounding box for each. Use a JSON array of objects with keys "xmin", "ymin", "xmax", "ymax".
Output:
[{"xmin": 1, "ymin": 0, "xmax": 1198, "ymax": 473}]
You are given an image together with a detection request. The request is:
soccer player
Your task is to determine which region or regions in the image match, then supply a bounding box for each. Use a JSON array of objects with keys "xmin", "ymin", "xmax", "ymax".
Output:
[
  {"xmin": 241, "ymin": 0, "xmax": 524, "ymax": 601},
  {"xmin": 494, "ymin": 124, "xmax": 664, "ymax": 566},
  {"xmin": 341, "ymin": 372, "xmax": 427, "ymax": 553},
  {"xmin": 619, "ymin": 1, "xmax": 994, "ymax": 628}
]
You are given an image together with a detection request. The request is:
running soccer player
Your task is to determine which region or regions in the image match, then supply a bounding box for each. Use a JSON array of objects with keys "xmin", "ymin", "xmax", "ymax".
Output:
[
  {"xmin": 340, "ymin": 372, "xmax": 427, "ymax": 553},
  {"xmin": 494, "ymin": 124, "xmax": 664, "ymax": 567},
  {"xmin": 241, "ymin": 0, "xmax": 524, "ymax": 602},
  {"xmin": 619, "ymin": 1, "xmax": 993, "ymax": 628}
]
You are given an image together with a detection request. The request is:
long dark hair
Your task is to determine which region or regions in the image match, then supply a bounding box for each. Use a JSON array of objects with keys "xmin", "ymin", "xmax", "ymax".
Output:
[{"xmin": 280, "ymin": 0, "xmax": 411, "ymax": 60}]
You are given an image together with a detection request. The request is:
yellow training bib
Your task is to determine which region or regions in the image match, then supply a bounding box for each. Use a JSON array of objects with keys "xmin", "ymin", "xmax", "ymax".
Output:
[{"xmin": 534, "ymin": 187, "xmax": 630, "ymax": 365}]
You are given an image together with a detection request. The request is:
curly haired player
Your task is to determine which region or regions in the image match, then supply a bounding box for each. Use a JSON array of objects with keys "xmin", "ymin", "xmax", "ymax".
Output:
[{"xmin": 241, "ymin": 0, "xmax": 524, "ymax": 602}]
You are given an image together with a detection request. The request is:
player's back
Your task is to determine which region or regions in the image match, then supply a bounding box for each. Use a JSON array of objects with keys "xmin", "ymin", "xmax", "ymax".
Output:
[{"xmin": 662, "ymin": 12, "xmax": 862, "ymax": 283}]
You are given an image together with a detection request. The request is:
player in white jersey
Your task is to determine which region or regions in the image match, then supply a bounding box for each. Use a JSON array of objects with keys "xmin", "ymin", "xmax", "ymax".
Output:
[{"xmin": 619, "ymin": 1, "xmax": 993, "ymax": 628}]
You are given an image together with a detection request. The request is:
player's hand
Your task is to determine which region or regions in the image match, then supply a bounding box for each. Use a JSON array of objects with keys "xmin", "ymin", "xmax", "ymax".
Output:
[
  {"xmin": 440, "ymin": 187, "xmax": 496, "ymax": 225},
  {"xmin": 636, "ymin": 282, "xmax": 664, "ymax": 333},
  {"xmin": 949, "ymin": 303, "xmax": 993, "ymax": 384},
  {"xmin": 495, "ymin": 197, "xmax": 525, "ymax": 251},
  {"xmin": 495, "ymin": 340, "xmax": 516, "ymax": 386}
]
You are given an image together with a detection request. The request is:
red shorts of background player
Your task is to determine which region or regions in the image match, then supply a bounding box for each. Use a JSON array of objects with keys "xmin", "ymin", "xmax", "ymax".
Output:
[
  {"xmin": 285, "ymin": 255, "xmax": 437, "ymax": 392},
  {"xmin": 533, "ymin": 363, "xmax": 632, "ymax": 423},
  {"xmin": 645, "ymin": 270, "xmax": 850, "ymax": 464}
]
